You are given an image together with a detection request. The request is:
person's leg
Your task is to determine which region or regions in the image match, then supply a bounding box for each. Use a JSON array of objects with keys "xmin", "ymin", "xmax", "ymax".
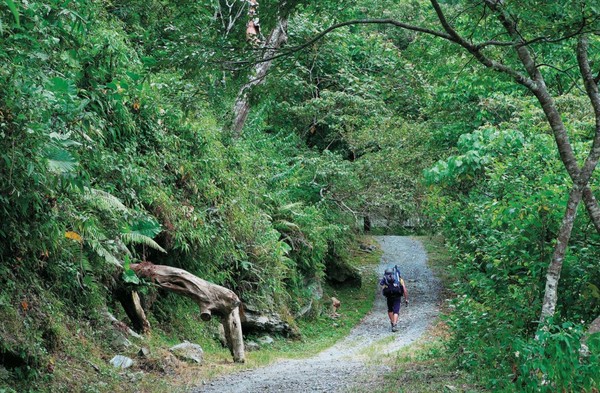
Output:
[
  {"xmin": 386, "ymin": 298, "xmax": 395, "ymax": 329},
  {"xmin": 391, "ymin": 298, "xmax": 401, "ymax": 332}
]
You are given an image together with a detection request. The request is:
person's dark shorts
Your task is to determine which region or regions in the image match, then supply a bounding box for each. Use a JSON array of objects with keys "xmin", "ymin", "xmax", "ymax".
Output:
[{"xmin": 386, "ymin": 296, "xmax": 402, "ymax": 314}]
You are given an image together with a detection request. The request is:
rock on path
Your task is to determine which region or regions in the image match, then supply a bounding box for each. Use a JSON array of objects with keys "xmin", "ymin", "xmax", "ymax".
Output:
[{"xmin": 193, "ymin": 236, "xmax": 441, "ymax": 393}]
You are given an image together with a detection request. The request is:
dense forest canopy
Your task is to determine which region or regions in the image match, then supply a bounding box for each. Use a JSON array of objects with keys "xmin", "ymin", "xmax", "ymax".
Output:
[{"xmin": 1, "ymin": 0, "xmax": 599, "ymax": 391}]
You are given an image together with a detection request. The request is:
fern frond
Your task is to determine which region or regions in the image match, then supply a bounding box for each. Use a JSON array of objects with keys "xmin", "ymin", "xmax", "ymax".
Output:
[
  {"xmin": 81, "ymin": 218, "xmax": 108, "ymax": 241},
  {"xmin": 274, "ymin": 219, "xmax": 300, "ymax": 231},
  {"xmin": 121, "ymin": 232, "xmax": 167, "ymax": 253},
  {"xmin": 87, "ymin": 239, "xmax": 122, "ymax": 267},
  {"xmin": 84, "ymin": 187, "xmax": 128, "ymax": 213},
  {"xmin": 80, "ymin": 255, "xmax": 93, "ymax": 273},
  {"xmin": 5, "ymin": 0, "xmax": 20, "ymax": 27},
  {"xmin": 278, "ymin": 202, "xmax": 304, "ymax": 212}
]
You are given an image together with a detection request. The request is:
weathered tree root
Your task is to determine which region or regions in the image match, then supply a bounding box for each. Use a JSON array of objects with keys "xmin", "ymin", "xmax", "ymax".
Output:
[{"xmin": 130, "ymin": 262, "xmax": 245, "ymax": 363}]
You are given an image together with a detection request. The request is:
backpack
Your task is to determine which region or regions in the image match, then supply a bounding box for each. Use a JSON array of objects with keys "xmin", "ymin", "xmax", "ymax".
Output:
[{"xmin": 381, "ymin": 265, "xmax": 404, "ymax": 298}]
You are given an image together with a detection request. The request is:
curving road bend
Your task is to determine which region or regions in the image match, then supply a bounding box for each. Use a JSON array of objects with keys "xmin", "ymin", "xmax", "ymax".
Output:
[{"xmin": 193, "ymin": 236, "xmax": 441, "ymax": 393}]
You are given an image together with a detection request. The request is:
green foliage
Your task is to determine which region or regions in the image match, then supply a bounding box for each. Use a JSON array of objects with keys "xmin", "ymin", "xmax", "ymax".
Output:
[
  {"xmin": 4, "ymin": 0, "xmax": 19, "ymax": 26},
  {"xmin": 1, "ymin": 2, "xmax": 365, "ymax": 389},
  {"xmin": 425, "ymin": 127, "xmax": 525, "ymax": 188},
  {"xmin": 424, "ymin": 90, "xmax": 600, "ymax": 389},
  {"xmin": 2, "ymin": 0, "xmax": 599, "ymax": 391},
  {"xmin": 122, "ymin": 255, "xmax": 140, "ymax": 285},
  {"xmin": 250, "ymin": 10, "xmax": 434, "ymax": 226},
  {"xmin": 121, "ymin": 217, "xmax": 166, "ymax": 254},
  {"xmin": 515, "ymin": 323, "xmax": 600, "ymax": 392}
]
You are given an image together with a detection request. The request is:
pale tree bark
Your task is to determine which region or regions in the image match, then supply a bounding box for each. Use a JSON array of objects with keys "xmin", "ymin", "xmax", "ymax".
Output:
[
  {"xmin": 392, "ymin": 0, "xmax": 600, "ymax": 323},
  {"xmin": 583, "ymin": 187, "xmax": 600, "ymax": 234},
  {"xmin": 452, "ymin": 3, "xmax": 600, "ymax": 323},
  {"xmin": 577, "ymin": 33, "xmax": 600, "ymax": 234},
  {"xmin": 452, "ymin": 7, "xmax": 600, "ymax": 322},
  {"xmin": 231, "ymin": 1, "xmax": 289, "ymax": 137},
  {"xmin": 215, "ymin": 0, "xmax": 247, "ymax": 38},
  {"xmin": 131, "ymin": 262, "xmax": 245, "ymax": 363},
  {"xmin": 221, "ymin": 306, "xmax": 245, "ymax": 359},
  {"xmin": 586, "ymin": 314, "xmax": 600, "ymax": 338},
  {"xmin": 534, "ymin": 35, "xmax": 600, "ymax": 319},
  {"xmin": 540, "ymin": 187, "xmax": 583, "ymax": 317},
  {"xmin": 476, "ymin": 5, "xmax": 600, "ymax": 320},
  {"xmin": 116, "ymin": 289, "xmax": 151, "ymax": 334}
]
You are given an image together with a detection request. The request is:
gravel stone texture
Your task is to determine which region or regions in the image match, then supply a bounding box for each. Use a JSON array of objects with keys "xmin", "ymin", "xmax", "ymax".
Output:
[{"xmin": 193, "ymin": 236, "xmax": 442, "ymax": 393}]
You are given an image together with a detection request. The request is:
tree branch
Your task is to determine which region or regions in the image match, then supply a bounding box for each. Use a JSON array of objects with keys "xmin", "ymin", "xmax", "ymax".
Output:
[
  {"xmin": 429, "ymin": 0, "xmax": 535, "ymax": 89},
  {"xmin": 583, "ymin": 187, "xmax": 600, "ymax": 234},
  {"xmin": 574, "ymin": 35, "xmax": 600, "ymax": 234},
  {"xmin": 228, "ymin": 18, "xmax": 454, "ymax": 66},
  {"xmin": 577, "ymin": 35, "xmax": 600, "ymax": 125}
]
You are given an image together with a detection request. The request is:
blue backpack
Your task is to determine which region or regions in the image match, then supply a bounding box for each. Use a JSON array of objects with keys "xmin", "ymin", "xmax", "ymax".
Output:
[{"xmin": 381, "ymin": 265, "xmax": 404, "ymax": 298}]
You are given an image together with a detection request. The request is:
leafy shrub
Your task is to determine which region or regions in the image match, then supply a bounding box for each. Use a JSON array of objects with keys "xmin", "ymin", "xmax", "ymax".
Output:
[
  {"xmin": 515, "ymin": 323, "xmax": 600, "ymax": 392},
  {"xmin": 424, "ymin": 93, "xmax": 600, "ymax": 389}
]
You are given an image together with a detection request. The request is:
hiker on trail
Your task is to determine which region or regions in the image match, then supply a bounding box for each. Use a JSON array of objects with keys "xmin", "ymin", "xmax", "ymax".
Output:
[{"xmin": 380, "ymin": 265, "xmax": 408, "ymax": 332}]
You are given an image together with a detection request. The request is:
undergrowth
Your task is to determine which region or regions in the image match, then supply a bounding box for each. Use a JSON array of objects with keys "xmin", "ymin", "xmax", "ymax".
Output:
[{"xmin": 0, "ymin": 237, "xmax": 379, "ymax": 392}]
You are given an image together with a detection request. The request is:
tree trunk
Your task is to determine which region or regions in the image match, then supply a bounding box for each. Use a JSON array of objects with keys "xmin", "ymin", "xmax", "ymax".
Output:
[
  {"xmin": 575, "ymin": 34, "xmax": 600, "ymax": 235},
  {"xmin": 116, "ymin": 289, "xmax": 151, "ymax": 334},
  {"xmin": 363, "ymin": 215, "xmax": 371, "ymax": 232},
  {"xmin": 474, "ymin": 6, "xmax": 600, "ymax": 321},
  {"xmin": 130, "ymin": 262, "xmax": 245, "ymax": 363},
  {"xmin": 583, "ymin": 187, "xmax": 600, "ymax": 234},
  {"xmin": 231, "ymin": 4, "xmax": 289, "ymax": 137},
  {"xmin": 221, "ymin": 306, "xmax": 244, "ymax": 360},
  {"xmin": 586, "ymin": 314, "xmax": 600, "ymax": 338},
  {"xmin": 540, "ymin": 187, "xmax": 583, "ymax": 319}
]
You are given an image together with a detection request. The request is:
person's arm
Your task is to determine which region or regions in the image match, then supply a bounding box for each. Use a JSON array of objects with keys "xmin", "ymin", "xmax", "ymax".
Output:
[{"xmin": 401, "ymin": 279, "xmax": 409, "ymax": 304}]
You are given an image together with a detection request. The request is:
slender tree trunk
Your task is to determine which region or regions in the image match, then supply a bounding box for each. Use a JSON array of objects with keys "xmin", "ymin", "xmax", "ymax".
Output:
[
  {"xmin": 477, "ymin": 4, "xmax": 600, "ymax": 321},
  {"xmin": 430, "ymin": 3, "xmax": 600, "ymax": 323},
  {"xmin": 583, "ymin": 187, "xmax": 600, "ymax": 234},
  {"xmin": 586, "ymin": 314, "xmax": 600, "ymax": 338},
  {"xmin": 540, "ymin": 187, "xmax": 583, "ymax": 318},
  {"xmin": 231, "ymin": 4, "xmax": 289, "ymax": 137}
]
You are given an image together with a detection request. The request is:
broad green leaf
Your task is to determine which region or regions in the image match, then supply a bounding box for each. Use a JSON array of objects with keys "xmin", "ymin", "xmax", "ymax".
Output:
[
  {"xmin": 45, "ymin": 146, "xmax": 78, "ymax": 174},
  {"xmin": 125, "ymin": 218, "xmax": 162, "ymax": 238},
  {"xmin": 122, "ymin": 255, "xmax": 140, "ymax": 284},
  {"xmin": 5, "ymin": 0, "xmax": 20, "ymax": 27}
]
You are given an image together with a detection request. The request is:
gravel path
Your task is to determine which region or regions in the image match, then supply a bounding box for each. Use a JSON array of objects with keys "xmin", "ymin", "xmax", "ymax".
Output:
[{"xmin": 193, "ymin": 236, "xmax": 441, "ymax": 393}]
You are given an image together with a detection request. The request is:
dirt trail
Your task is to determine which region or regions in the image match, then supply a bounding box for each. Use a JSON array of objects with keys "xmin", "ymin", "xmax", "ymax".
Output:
[{"xmin": 193, "ymin": 236, "xmax": 442, "ymax": 392}]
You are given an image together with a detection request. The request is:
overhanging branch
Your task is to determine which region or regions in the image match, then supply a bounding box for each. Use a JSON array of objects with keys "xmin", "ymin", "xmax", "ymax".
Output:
[{"xmin": 228, "ymin": 18, "xmax": 454, "ymax": 66}]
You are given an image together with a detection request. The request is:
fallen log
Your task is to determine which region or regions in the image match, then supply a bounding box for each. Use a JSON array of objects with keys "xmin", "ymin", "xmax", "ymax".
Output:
[{"xmin": 130, "ymin": 262, "xmax": 245, "ymax": 363}]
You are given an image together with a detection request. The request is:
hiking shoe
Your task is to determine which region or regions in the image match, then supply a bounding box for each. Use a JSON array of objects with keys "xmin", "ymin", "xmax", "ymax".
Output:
[{"xmin": 391, "ymin": 324, "xmax": 398, "ymax": 332}]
